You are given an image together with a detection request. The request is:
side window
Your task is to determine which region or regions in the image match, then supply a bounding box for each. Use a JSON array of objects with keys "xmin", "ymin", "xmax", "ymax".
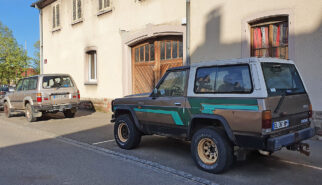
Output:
[
  {"xmin": 156, "ymin": 70, "xmax": 187, "ymax": 97},
  {"xmin": 22, "ymin": 79, "xmax": 30, "ymax": 91},
  {"xmin": 28, "ymin": 77, "xmax": 38, "ymax": 90},
  {"xmin": 195, "ymin": 65, "xmax": 252, "ymax": 93},
  {"xmin": 16, "ymin": 80, "xmax": 24, "ymax": 91}
]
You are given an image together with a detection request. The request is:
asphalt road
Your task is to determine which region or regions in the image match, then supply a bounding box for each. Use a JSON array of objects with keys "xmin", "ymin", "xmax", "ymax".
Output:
[{"xmin": 1, "ymin": 110, "xmax": 321, "ymax": 185}]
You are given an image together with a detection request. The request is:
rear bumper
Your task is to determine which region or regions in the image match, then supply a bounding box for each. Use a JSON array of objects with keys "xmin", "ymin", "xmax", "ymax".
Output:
[
  {"xmin": 267, "ymin": 127, "xmax": 315, "ymax": 151},
  {"xmin": 235, "ymin": 127, "xmax": 315, "ymax": 151},
  {"xmin": 34, "ymin": 103, "xmax": 79, "ymax": 113}
]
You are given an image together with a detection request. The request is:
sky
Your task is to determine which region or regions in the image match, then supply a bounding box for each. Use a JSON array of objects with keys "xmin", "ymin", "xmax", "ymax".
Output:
[{"xmin": 0, "ymin": 0, "xmax": 39, "ymax": 58}]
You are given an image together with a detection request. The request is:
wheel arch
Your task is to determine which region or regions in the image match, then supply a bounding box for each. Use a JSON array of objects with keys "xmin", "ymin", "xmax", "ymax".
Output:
[
  {"xmin": 188, "ymin": 114, "xmax": 236, "ymax": 144},
  {"xmin": 23, "ymin": 97, "xmax": 34, "ymax": 108},
  {"xmin": 114, "ymin": 105, "xmax": 143, "ymax": 132}
]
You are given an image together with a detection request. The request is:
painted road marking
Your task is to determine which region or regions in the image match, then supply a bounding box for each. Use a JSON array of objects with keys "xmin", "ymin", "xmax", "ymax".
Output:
[
  {"xmin": 92, "ymin": 139, "xmax": 115, "ymax": 145},
  {"xmin": 278, "ymin": 159, "xmax": 322, "ymax": 171}
]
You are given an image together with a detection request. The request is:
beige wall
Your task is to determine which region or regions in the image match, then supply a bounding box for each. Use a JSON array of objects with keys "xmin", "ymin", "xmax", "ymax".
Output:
[
  {"xmin": 190, "ymin": 0, "xmax": 322, "ymax": 112},
  {"xmin": 41, "ymin": 0, "xmax": 186, "ymax": 101}
]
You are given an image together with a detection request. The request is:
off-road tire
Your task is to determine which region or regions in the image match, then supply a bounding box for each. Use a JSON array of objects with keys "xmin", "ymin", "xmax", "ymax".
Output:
[
  {"xmin": 64, "ymin": 109, "xmax": 76, "ymax": 118},
  {"xmin": 4, "ymin": 102, "xmax": 11, "ymax": 118},
  {"xmin": 114, "ymin": 114, "xmax": 141, "ymax": 149},
  {"xmin": 191, "ymin": 127, "xmax": 233, "ymax": 174},
  {"xmin": 25, "ymin": 103, "xmax": 37, "ymax": 122}
]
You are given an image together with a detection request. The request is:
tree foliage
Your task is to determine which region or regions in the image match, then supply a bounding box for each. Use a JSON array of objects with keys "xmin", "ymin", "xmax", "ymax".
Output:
[
  {"xmin": 0, "ymin": 21, "xmax": 28, "ymax": 85},
  {"xmin": 31, "ymin": 40, "xmax": 40, "ymax": 74}
]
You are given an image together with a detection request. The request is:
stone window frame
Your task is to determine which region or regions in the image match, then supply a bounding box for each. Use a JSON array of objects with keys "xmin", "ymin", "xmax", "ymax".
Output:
[{"xmin": 242, "ymin": 10, "xmax": 295, "ymax": 61}]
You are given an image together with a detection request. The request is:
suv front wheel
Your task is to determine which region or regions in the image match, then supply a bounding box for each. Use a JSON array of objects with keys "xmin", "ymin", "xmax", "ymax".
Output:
[
  {"xmin": 191, "ymin": 127, "xmax": 233, "ymax": 173},
  {"xmin": 114, "ymin": 114, "xmax": 141, "ymax": 149}
]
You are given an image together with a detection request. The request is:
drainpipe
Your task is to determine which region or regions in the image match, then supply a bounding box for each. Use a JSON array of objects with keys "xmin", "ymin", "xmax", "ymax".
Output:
[
  {"xmin": 36, "ymin": 4, "xmax": 44, "ymax": 74},
  {"xmin": 186, "ymin": 0, "xmax": 191, "ymax": 65}
]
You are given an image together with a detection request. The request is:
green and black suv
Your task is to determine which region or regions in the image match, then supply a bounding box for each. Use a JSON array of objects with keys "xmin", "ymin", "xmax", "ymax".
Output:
[{"xmin": 111, "ymin": 57, "xmax": 315, "ymax": 173}]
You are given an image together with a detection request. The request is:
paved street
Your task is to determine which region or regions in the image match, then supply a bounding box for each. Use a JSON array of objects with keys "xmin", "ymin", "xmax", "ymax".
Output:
[{"xmin": 0, "ymin": 110, "xmax": 322, "ymax": 185}]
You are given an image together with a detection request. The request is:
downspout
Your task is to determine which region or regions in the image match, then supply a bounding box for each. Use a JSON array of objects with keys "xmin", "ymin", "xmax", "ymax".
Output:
[
  {"xmin": 186, "ymin": 0, "xmax": 190, "ymax": 65},
  {"xmin": 35, "ymin": 4, "xmax": 44, "ymax": 74}
]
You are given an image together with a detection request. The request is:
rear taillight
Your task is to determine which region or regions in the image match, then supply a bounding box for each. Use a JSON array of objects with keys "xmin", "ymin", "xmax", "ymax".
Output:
[
  {"xmin": 309, "ymin": 104, "xmax": 313, "ymax": 118},
  {"xmin": 77, "ymin": 90, "xmax": 80, "ymax": 99},
  {"xmin": 262, "ymin": 110, "xmax": 272, "ymax": 134},
  {"xmin": 36, "ymin": 93, "xmax": 42, "ymax": 103}
]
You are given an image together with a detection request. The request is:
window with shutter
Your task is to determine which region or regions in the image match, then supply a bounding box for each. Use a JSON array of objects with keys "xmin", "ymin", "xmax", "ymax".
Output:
[
  {"xmin": 72, "ymin": 0, "xmax": 82, "ymax": 22},
  {"xmin": 98, "ymin": 0, "xmax": 111, "ymax": 12},
  {"xmin": 250, "ymin": 16, "xmax": 289, "ymax": 59}
]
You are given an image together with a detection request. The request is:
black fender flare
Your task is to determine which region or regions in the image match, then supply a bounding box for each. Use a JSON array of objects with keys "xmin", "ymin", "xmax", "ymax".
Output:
[
  {"xmin": 188, "ymin": 114, "xmax": 236, "ymax": 144},
  {"xmin": 113, "ymin": 105, "xmax": 143, "ymax": 132}
]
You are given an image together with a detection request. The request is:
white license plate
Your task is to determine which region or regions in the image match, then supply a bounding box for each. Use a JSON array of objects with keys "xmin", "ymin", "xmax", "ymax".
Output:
[
  {"xmin": 272, "ymin": 120, "xmax": 289, "ymax": 130},
  {"xmin": 51, "ymin": 95, "xmax": 67, "ymax": 100}
]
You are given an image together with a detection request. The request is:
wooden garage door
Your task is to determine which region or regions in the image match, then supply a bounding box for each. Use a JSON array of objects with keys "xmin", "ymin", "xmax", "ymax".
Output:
[{"xmin": 132, "ymin": 36, "xmax": 183, "ymax": 94}]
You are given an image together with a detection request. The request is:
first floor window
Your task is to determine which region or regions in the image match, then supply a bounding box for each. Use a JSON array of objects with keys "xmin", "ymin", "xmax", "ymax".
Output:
[
  {"xmin": 52, "ymin": 3, "xmax": 60, "ymax": 29},
  {"xmin": 87, "ymin": 51, "xmax": 97, "ymax": 82},
  {"xmin": 73, "ymin": 0, "xmax": 82, "ymax": 21},
  {"xmin": 250, "ymin": 16, "xmax": 288, "ymax": 59},
  {"xmin": 98, "ymin": 0, "xmax": 110, "ymax": 11}
]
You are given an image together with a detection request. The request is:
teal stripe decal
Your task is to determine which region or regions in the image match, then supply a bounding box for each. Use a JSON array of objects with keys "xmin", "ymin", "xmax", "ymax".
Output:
[
  {"xmin": 133, "ymin": 108, "xmax": 184, "ymax": 126},
  {"xmin": 201, "ymin": 104, "xmax": 259, "ymax": 114}
]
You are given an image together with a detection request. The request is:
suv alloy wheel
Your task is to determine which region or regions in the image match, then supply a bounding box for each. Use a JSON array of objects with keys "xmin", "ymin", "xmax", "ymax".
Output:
[{"xmin": 114, "ymin": 114, "xmax": 141, "ymax": 149}]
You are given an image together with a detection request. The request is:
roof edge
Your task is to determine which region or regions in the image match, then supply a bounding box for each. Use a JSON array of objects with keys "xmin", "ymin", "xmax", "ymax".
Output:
[{"xmin": 31, "ymin": 0, "xmax": 56, "ymax": 9}]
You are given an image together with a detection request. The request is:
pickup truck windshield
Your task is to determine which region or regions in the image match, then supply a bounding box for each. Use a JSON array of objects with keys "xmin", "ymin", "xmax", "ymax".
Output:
[
  {"xmin": 42, "ymin": 76, "xmax": 74, "ymax": 89},
  {"xmin": 261, "ymin": 63, "xmax": 305, "ymax": 96}
]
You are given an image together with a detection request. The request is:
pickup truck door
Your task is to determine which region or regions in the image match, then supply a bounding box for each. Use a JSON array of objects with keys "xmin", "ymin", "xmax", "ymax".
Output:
[{"xmin": 134, "ymin": 70, "xmax": 189, "ymax": 134}]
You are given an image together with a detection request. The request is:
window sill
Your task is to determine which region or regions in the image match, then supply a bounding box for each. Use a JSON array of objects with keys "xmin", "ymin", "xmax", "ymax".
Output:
[
  {"xmin": 52, "ymin": 27, "xmax": 61, "ymax": 33},
  {"xmin": 97, "ymin": 8, "xmax": 112, "ymax": 16},
  {"xmin": 84, "ymin": 81, "xmax": 98, "ymax": 85},
  {"xmin": 71, "ymin": 18, "xmax": 83, "ymax": 26}
]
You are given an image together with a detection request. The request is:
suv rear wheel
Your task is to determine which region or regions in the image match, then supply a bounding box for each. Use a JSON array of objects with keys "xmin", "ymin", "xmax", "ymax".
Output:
[
  {"xmin": 25, "ymin": 103, "xmax": 37, "ymax": 122},
  {"xmin": 4, "ymin": 102, "xmax": 11, "ymax": 118},
  {"xmin": 114, "ymin": 114, "xmax": 141, "ymax": 149},
  {"xmin": 64, "ymin": 109, "xmax": 76, "ymax": 118},
  {"xmin": 191, "ymin": 127, "xmax": 233, "ymax": 173}
]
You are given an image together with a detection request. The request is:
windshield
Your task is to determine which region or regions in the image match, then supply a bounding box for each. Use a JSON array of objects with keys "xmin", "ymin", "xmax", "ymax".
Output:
[
  {"xmin": 42, "ymin": 76, "xmax": 74, "ymax": 89},
  {"xmin": 261, "ymin": 63, "xmax": 305, "ymax": 96}
]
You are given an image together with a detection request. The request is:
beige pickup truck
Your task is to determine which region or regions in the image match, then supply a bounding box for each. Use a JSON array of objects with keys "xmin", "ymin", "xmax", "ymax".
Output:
[{"xmin": 3, "ymin": 74, "xmax": 80, "ymax": 122}]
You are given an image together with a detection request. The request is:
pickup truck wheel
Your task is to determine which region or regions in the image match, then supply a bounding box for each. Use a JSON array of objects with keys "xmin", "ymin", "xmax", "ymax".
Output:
[
  {"xmin": 114, "ymin": 114, "xmax": 141, "ymax": 149},
  {"xmin": 25, "ymin": 103, "xmax": 37, "ymax": 122},
  {"xmin": 191, "ymin": 127, "xmax": 233, "ymax": 173},
  {"xmin": 4, "ymin": 102, "xmax": 11, "ymax": 118},
  {"xmin": 64, "ymin": 109, "xmax": 76, "ymax": 118}
]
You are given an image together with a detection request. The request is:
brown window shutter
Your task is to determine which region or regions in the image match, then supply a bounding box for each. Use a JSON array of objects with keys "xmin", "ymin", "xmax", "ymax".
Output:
[
  {"xmin": 104, "ymin": 0, "xmax": 110, "ymax": 8},
  {"xmin": 77, "ymin": 0, "xmax": 82, "ymax": 19},
  {"xmin": 73, "ymin": 0, "xmax": 76, "ymax": 21},
  {"xmin": 56, "ymin": 4, "xmax": 60, "ymax": 27},
  {"xmin": 53, "ymin": 6, "xmax": 56, "ymax": 28},
  {"xmin": 99, "ymin": 0, "xmax": 102, "ymax": 10}
]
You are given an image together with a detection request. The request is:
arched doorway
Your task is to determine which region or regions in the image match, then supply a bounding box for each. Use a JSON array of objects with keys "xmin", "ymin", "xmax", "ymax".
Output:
[{"xmin": 132, "ymin": 36, "xmax": 183, "ymax": 94}]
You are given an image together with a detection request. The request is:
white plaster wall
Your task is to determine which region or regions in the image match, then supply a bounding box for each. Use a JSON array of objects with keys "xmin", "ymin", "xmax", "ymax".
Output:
[
  {"xmin": 190, "ymin": 0, "xmax": 322, "ymax": 111},
  {"xmin": 41, "ymin": 0, "xmax": 186, "ymax": 100}
]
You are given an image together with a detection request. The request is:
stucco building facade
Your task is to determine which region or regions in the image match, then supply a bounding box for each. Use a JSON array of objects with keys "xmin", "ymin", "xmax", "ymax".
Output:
[{"xmin": 32, "ymin": 0, "xmax": 322, "ymax": 127}]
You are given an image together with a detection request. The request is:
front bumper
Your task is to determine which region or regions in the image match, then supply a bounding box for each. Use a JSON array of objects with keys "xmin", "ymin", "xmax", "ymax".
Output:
[{"xmin": 267, "ymin": 127, "xmax": 315, "ymax": 151}]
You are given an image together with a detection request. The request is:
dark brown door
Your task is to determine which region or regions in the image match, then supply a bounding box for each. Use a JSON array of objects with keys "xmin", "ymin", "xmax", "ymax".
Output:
[{"xmin": 132, "ymin": 36, "xmax": 183, "ymax": 94}]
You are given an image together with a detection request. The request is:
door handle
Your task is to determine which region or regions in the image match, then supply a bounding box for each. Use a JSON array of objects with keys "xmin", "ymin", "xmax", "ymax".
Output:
[{"xmin": 174, "ymin": 102, "xmax": 181, "ymax": 106}]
